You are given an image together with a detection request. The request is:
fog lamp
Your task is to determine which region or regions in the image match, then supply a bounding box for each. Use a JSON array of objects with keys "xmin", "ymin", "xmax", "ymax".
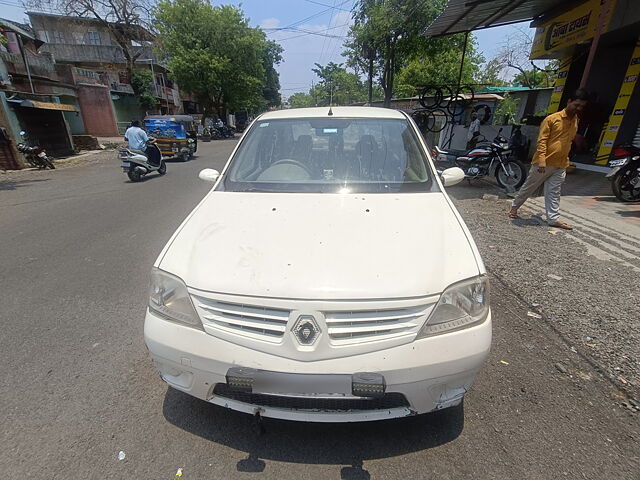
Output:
[
  {"xmin": 226, "ymin": 367, "xmax": 256, "ymax": 392},
  {"xmin": 352, "ymin": 372, "xmax": 386, "ymax": 398}
]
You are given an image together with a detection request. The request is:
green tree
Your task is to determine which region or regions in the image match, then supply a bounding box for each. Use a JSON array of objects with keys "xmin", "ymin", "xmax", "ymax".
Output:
[
  {"xmin": 288, "ymin": 92, "xmax": 314, "ymax": 108},
  {"xmin": 263, "ymin": 40, "xmax": 284, "ymax": 108},
  {"xmin": 493, "ymin": 92, "xmax": 520, "ymax": 124},
  {"xmin": 512, "ymin": 69, "xmax": 547, "ymax": 88},
  {"xmin": 130, "ymin": 69, "xmax": 157, "ymax": 109},
  {"xmin": 345, "ymin": 0, "xmax": 452, "ymax": 106},
  {"xmin": 476, "ymin": 57, "xmax": 509, "ymax": 87},
  {"xmin": 154, "ymin": 0, "xmax": 282, "ymax": 120},
  {"xmin": 311, "ymin": 62, "xmax": 368, "ymax": 106},
  {"xmin": 394, "ymin": 34, "xmax": 484, "ymax": 97}
]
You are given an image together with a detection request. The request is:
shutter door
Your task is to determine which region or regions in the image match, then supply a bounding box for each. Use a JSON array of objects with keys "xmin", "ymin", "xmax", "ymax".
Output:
[{"xmin": 633, "ymin": 119, "xmax": 640, "ymax": 147}]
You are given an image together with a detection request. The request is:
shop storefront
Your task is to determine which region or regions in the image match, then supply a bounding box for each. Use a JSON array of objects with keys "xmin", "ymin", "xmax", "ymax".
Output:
[
  {"xmin": 425, "ymin": 0, "xmax": 640, "ymax": 166},
  {"xmin": 530, "ymin": 0, "xmax": 640, "ymax": 165}
]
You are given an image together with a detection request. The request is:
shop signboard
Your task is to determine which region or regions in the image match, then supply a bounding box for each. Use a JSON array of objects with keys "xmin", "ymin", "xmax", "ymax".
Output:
[
  {"xmin": 531, "ymin": 0, "xmax": 617, "ymax": 59},
  {"xmin": 547, "ymin": 56, "xmax": 572, "ymax": 113},
  {"xmin": 596, "ymin": 38, "xmax": 640, "ymax": 164}
]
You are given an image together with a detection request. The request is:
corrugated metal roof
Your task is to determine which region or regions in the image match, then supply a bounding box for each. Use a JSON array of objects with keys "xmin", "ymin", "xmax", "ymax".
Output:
[
  {"xmin": 0, "ymin": 18, "xmax": 41, "ymax": 44},
  {"xmin": 423, "ymin": 0, "xmax": 569, "ymax": 37}
]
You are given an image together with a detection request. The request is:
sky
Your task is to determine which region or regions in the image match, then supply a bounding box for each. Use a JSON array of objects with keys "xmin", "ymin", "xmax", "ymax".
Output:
[{"xmin": 1, "ymin": 0, "xmax": 533, "ymax": 99}]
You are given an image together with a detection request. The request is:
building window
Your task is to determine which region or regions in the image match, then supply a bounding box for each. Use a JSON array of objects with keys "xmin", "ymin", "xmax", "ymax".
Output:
[
  {"xmin": 51, "ymin": 31, "xmax": 65, "ymax": 44},
  {"xmin": 86, "ymin": 31, "xmax": 101, "ymax": 45}
]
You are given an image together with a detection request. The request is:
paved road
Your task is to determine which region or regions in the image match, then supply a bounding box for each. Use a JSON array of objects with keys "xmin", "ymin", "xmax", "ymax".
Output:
[{"xmin": 1, "ymin": 142, "xmax": 637, "ymax": 479}]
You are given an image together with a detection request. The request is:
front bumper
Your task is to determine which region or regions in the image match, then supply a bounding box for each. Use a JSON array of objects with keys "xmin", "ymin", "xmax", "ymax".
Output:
[{"xmin": 144, "ymin": 309, "xmax": 492, "ymax": 422}]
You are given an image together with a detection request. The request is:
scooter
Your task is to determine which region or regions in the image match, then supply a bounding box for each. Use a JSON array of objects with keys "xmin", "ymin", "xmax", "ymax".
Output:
[
  {"xmin": 606, "ymin": 145, "xmax": 640, "ymax": 202},
  {"xmin": 17, "ymin": 131, "xmax": 55, "ymax": 169},
  {"xmin": 119, "ymin": 142, "xmax": 165, "ymax": 182}
]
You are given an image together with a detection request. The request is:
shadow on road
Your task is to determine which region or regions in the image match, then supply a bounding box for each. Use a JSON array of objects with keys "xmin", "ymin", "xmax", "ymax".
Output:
[
  {"xmin": 0, "ymin": 178, "xmax": 50, "ymax": 192},
  {"xmin": 162, "ymin": 387, "xmax": 464, "ymax": 475}
]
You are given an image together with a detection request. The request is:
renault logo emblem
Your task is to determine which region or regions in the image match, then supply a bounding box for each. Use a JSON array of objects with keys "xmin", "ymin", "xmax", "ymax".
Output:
[{"xmin": 292, "ymin": 314, "xmax": 321, "ymax": 345}]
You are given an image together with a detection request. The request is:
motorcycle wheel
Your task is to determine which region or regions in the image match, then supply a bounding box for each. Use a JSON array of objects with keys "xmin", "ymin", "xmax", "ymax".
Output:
[
  {"xmin": 496, "ymin": 158, "xmax": 526, "ymax": 190},
  {"xmin": 180, "ymin": 152, "xmax": 189, "ymax": 162},
  {"xmin": 158, "ymin": 161, "xmax": 167, "ymax": 175},
  {"xmin": 127, "ymin": 169, "xmax": 142, "ymax": 182},
  {"xmin": 44, "ymin": 157, "xmax": 55, "ymax": 169},
  {"xmin": 611, "ymin": 165, "xmax": 640, "ymax": 202}
]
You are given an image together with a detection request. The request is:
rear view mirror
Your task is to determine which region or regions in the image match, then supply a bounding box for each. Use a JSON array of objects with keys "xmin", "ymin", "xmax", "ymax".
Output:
[
  {"xmin": 440, "ymin": 167, "xmax": 465, "ymax": 187},
  {"xmin": 19, "ymin": 131, "xmax": 26, "ymax": 137},
  {"xmin": 199, "ymin": 168, "xmax": 220, "ymax": 183}
]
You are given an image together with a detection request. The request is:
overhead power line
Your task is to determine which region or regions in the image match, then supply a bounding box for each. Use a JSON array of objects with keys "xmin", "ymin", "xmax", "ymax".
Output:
[
  {"xmin": 271, "ymin": 22, "xmax": 351, "ymax": 42},
  {"xmin": 275, "ymin": 0, "xmax": 352, "ymax": 31},
  {"xmin": 303, "ymin": 0, "xmax": 352, "ymax": 12}
]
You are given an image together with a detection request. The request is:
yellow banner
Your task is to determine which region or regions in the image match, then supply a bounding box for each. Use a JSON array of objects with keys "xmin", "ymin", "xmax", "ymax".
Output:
[
  {"xmin": 596, "ymin": 38, "xmax": 640, "ymax": 164},
  {"xmin": 547, "ymin": 55, "xmax": 572, "ymax": 113},
  {"xmin": 531, "ymin": 0, "xmax": 616, "ymax": 59}
]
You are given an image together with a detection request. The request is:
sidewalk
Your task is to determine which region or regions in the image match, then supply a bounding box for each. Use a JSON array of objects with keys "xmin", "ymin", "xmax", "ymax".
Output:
[
  {"xmin": 450, "ymin": 178, "xmax": 640, "ymax": 398},
  {"xmin": 516, "ymin": 168, "xmax": 640, "ymax": 272},
  {"xmin": 97, "ymin": 136, "xmax": 126, "ymax": 146}
]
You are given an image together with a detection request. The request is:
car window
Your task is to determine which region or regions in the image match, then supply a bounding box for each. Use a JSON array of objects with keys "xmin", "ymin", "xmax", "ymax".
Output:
[{"xmin": 222, "ymin": 117, "xmax": 434, "ymax": 193}]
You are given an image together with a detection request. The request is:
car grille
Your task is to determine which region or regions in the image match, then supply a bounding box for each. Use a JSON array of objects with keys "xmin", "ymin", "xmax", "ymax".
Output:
[
  {"xmin": 192, "ymin": 293, "xmax": 435, "ymax": 346},
  {"xmin": 325, "ymin": 304, "xmax": 433, "ymax": 344},
  {"xmin": 193, "ymin": 296, "xmax": 290, "ymax": 342},
  {"xmin": 213, "ymin": 384, "xmax": 409, "ymax": 411}
]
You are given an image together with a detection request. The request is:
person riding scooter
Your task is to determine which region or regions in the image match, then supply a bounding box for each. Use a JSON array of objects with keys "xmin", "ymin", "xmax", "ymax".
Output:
[{"xmin": 125, "ymin": 120, "xmax": 156, "ymax": 157}]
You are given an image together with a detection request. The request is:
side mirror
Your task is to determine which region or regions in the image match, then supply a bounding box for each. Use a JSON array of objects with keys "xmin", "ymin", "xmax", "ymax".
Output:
[
  {"xmin": 19, "ymin": 130, "xmax": 26, "ymax": 137},
  {"xmin": 440, "ymin": 167, "xmax": 465, "ymax": 187},
  {"xmin": 199, "ymin": 168, "xmax": 220, "ymax": 183}
]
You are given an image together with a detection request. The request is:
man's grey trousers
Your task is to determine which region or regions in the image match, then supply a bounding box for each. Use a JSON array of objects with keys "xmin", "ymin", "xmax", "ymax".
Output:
[{"xmin": 511, "ymin": 165, "xmax": 567, "ymax": 224}]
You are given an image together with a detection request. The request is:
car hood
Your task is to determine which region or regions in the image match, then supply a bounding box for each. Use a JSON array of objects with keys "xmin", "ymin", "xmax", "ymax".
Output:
[{"xmin": 159, "ymin": 192, "xmax": 480, "ymax": 299}]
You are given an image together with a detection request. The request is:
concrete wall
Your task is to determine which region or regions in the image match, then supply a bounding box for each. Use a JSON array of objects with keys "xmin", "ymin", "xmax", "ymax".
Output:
[
  {"xmin": 76, "ymin": 83, "xmax": 118, "ymax": 136},
  {"xmin": 0, "ymin": 91, "xmax": 23, "ymax": 169}
]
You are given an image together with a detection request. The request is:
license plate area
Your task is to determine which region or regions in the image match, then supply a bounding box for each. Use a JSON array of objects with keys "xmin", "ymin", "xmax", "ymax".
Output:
[
  {"xmin": 254, "ymin": 371, "xmax": 351, "ymax": 396},
  {"xmin": 121, "ymin": 161, "xmax": 131, "ymax": 168}
]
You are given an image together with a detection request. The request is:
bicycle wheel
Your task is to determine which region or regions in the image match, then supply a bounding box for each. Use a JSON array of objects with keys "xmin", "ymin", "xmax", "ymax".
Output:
[
  {"xmin": 419, "ymin": 85, "xmax": 443, "ymax": 109},
  {"xmin": 429, "ymin": 108, "xmax": 448, "ymax": 133},
  {"xmin": 411, "ymin": 110, "xmax": 430, "ymax": 132},
  {"xmin": 455, "ymin": 85, "xmax": 475, "ymax": 106},
  {"xmin": 438, "ymin": 85, "xmax": 454, "ymax": 110},
  {"xmin": 446, "ymin": 96, "xmax": 465, "ymax": 116}
]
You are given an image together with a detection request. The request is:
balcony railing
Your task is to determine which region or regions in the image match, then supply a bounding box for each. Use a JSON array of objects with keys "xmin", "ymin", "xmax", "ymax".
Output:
[
  {"xmin": 0, "ymin": 50, "xmax": 58, "ymax": 80},
  {"xmin": 40, "ymin": 43, "xmax": 159, "ymax": 65}
]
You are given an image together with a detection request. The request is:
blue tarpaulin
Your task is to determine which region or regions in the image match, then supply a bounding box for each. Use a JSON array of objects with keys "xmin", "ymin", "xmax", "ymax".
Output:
[{"xmin": 144, "ymin": 119, "xmax": 186, "ymax": 139}]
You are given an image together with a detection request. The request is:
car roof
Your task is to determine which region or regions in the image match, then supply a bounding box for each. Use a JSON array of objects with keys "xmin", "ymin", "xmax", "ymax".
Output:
[{"xmin": 258, "ymin": 106, "xmax": 406, "ymax": 120}]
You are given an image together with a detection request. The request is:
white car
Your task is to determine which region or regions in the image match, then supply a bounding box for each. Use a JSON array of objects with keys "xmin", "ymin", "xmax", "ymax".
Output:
[{"xmin": 144, "ymin": 106, "xmax": 491, "ymax": 422}]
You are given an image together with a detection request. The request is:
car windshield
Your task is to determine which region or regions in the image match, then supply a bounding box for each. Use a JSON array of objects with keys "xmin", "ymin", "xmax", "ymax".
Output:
[{"xmin": 222, "ymin": 117, "xmax": 434, "ymax": 193}]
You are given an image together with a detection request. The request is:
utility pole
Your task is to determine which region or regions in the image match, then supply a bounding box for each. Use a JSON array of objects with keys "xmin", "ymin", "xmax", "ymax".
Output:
[{"xmin": 312, "ymin": 80, "xmax": 317, "ymax": 106}]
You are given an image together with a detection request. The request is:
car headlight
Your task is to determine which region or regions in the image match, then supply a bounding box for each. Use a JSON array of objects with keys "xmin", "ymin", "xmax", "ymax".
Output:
[
  {"xmin": 149, "ymin": 268, "xmax": 202, "ymax": 329},
  {"xmin": 416, "ymin": 276, "xmax": 489, "ymax": 338}
]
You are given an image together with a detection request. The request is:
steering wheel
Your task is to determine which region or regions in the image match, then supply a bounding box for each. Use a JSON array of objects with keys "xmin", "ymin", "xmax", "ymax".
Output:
[{"xmin": 270, "ymin": 158, "xmax": 312, "ymax": 174}]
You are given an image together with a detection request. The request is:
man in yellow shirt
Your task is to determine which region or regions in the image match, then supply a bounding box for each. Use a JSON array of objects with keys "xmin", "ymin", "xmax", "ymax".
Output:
[{"xmin": 508, "ymin": 89, "xmax": 589, "ymax": 229}]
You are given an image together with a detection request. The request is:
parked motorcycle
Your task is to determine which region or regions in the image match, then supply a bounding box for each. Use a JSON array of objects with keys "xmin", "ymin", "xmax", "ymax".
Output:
[
  {"xmin": 433, "ymin": 129, "xmax": 527, "ymax": 190},
  {"xmin": 606, "ymin": 145, "xmax": 640, "ymax": 202},
  {"xmin": 214, "ymin": 124, "xmax": 235, "ymax": 139},
  {"xmin": 119, "ymin": 142, "xmax": 165, "ymax": 182},
  {"xmin": 17, "ymin": 131, "xmax": 55, "ymax": 169}
]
